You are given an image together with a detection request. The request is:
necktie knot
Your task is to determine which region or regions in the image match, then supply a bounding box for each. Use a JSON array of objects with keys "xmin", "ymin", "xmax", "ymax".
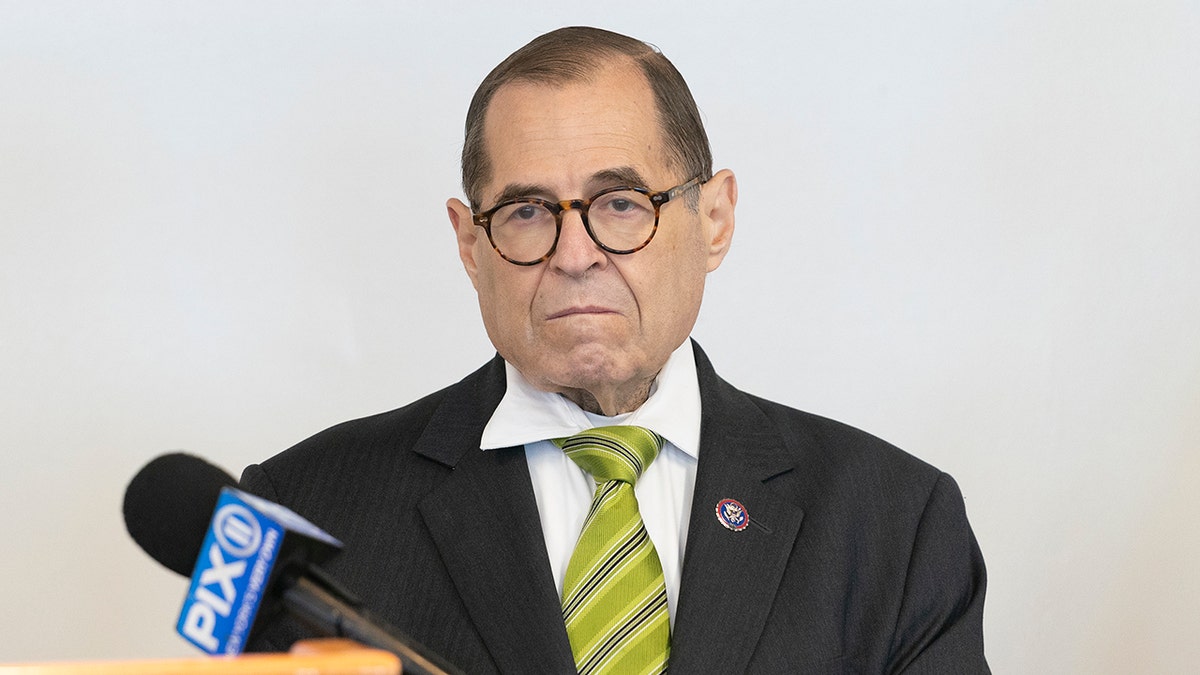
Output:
[{"xmin": 554, "ymin": 425, "xmax": 664, "ymax": 486}]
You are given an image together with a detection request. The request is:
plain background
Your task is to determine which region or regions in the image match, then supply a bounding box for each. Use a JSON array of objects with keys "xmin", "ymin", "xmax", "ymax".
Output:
[{"xmin": 2, "ymin": 2, "xmax": 1197, "ymax": 672}]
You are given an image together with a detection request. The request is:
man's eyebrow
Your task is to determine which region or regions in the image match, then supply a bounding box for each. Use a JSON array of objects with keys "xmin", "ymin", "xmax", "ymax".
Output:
[
  {"xmin": 589, "ymin": 167, "xmax": 649, "ymax": 190},
  {"xmin": 491, "ymin": 183, "xmax": 554, "ymax": 206},
  {"xmin": 488, "ymin": 167, "xmax": 651, "ymax": 207}
]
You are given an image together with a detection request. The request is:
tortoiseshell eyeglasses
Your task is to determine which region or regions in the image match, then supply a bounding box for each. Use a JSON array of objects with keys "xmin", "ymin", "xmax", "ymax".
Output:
[{"xmin": 471, "ymin": 176, "xmax": 704, "ymax": 266}]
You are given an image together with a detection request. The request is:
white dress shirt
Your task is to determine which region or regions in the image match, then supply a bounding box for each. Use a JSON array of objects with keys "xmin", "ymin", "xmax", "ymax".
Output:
[{"xmin": 479, "ymin": 340, "xmax": 701, "ymax": 627}]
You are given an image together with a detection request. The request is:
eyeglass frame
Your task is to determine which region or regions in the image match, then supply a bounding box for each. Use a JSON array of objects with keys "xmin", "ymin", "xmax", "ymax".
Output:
[{"xmin": 470, "ymin": 175, "xmax": 705, "ymax": 266}]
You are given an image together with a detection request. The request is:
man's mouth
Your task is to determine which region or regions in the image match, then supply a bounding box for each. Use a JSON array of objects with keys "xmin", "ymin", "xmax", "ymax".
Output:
[{"xmin": 547, "ymin": 306, "xmax": 618, "ymax": 320}]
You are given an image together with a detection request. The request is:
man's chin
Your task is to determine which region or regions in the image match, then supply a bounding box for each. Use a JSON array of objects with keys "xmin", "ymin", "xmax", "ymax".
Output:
[{"xmin": 551, "ymin": 341, "xmax": 629, "ymax": 376}]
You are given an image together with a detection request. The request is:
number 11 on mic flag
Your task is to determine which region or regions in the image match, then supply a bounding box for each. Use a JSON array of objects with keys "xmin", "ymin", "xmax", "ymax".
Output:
[{"xmin": 176, "ymin": 487, "xmax": 342, "ymax": 655}]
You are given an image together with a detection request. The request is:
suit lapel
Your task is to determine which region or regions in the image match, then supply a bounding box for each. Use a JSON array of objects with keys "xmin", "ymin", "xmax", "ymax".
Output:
[
  {"xmin": 669, "ymin": 345, "xmax": 806, "ymax": 673},
  {"xmin": 414, "ymin": 357, "xmax": 576, "ymax": 673}
]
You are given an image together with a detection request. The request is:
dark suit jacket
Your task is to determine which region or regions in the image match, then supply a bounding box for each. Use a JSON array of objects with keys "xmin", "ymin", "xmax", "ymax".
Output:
[{"xmin": 241, "ymin": 343, "xmax": 988, "ymax": 673}]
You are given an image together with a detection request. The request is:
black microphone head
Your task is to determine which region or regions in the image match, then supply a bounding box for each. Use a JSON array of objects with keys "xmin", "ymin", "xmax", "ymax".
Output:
[{"xmin": 123, "ymin": 452, "xmax": 237, "ymax": 576}]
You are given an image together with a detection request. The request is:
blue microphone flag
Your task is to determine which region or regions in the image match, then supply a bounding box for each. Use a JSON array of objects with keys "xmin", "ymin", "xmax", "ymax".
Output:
[{"xmin": 176, "ymin": 487, "xmax": 342, "ymax": 655}]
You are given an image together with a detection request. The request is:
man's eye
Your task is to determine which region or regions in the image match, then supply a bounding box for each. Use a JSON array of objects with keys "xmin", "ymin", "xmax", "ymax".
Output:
[
  {"xmin": 512, "ymin": 204, "xmax": 542, "ymax": 220},
  {"xmin": 596, "ymin": 193, "xmax": 648, "ymax": 218}
]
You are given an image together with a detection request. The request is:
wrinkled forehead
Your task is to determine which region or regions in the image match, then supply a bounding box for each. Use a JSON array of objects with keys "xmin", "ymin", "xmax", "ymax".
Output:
[{"xmin": 479, "ymin": 61, "xmax": 669, "ymax": 195}]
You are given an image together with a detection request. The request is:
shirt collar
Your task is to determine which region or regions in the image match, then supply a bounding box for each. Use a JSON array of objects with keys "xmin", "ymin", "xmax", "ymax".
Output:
[{"xmin": 480, "ymin": 340, "xmax": 701, "ymax": 458}]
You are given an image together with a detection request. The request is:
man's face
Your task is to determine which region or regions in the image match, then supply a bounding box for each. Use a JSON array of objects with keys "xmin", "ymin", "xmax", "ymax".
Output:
[{"xmin": 448, "ymin": 60, "xmax": 735, "ymax": 415}]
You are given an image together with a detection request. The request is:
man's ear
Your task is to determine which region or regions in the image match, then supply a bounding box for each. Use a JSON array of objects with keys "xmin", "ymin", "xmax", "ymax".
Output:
[
  {"xmin": 701, "ymin": 169, "xmax": 737, "ymax": 272},
  {"xmin": 447, "ymin": 197, "xmax": 481, "ymax": 290}
]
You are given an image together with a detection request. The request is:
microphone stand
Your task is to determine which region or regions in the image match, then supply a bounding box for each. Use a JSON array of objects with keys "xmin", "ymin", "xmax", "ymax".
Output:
[{"xmin": 280, "ymin": 565, "xmax": 464, "ymax": 675}]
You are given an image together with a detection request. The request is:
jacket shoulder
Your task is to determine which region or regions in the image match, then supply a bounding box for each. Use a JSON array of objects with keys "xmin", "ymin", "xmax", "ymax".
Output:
[
  {"xmin": 745, "ymin": 391, "xmax": 940, "ymax": 479},
  {"xmin": 242, "ymin": 356, "xmax": 505, "ymax": 498}
]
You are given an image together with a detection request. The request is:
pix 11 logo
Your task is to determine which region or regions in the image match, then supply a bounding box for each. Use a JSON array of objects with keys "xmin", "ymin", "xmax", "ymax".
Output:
[{"xmin": 177, "ymin": 489, "xmax": 281, "ymax": 655}]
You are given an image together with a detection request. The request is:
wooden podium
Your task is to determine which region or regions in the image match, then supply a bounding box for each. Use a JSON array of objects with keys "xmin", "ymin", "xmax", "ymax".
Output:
[{"xmin": 0, "ymin": 639, "xmax": 400, "ymax": 675}]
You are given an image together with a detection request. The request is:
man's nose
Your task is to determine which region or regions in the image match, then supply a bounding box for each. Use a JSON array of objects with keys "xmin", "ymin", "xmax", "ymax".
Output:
[{"xmin": 551, "ymin": 208, "xmax": 607, "ymax": 274}]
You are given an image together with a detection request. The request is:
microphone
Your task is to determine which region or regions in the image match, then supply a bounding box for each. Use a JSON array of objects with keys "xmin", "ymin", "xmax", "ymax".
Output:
[{"xmin": 123, "ymin": 452, "xmax": 462, "ymax": 675}]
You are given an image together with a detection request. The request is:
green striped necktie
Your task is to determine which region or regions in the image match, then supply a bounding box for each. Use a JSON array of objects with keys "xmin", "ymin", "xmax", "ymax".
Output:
[{"xmin": 553, "ymin": 426, "xmax": 670, "ymax": 675}]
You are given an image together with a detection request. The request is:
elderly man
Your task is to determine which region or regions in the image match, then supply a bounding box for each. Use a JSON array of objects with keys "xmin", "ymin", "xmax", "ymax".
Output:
[{"xmin": 243, "ymin": 26, "xmax": 988, "ymax": 673}]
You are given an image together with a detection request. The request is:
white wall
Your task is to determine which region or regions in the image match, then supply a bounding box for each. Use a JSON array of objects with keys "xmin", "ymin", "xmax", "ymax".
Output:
[{"xmin": 2, "ymin": 2, "xmax": 1196, "ymax": 671}]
